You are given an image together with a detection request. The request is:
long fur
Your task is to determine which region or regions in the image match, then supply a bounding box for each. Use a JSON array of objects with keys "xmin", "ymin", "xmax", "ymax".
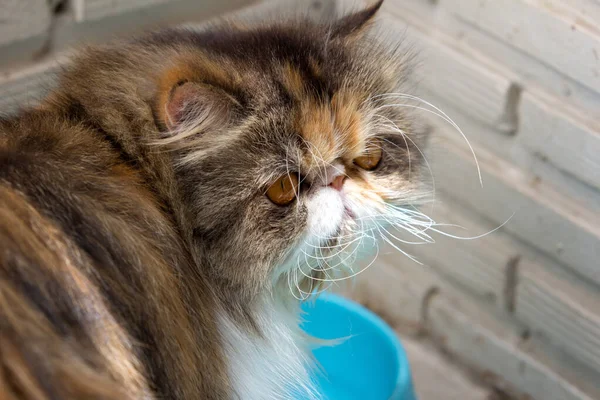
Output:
[{"xmin": 0, "ymin": 1, "xmax": 429, "ymax": 399}]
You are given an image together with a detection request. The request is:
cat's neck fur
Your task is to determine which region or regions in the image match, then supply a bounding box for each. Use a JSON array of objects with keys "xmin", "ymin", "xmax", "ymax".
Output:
[{"xmin": 218, "ymin": 294, "xmax": 318, "ymax": 400}]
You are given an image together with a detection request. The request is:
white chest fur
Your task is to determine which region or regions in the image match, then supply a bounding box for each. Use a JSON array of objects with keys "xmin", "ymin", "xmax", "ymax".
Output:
[{"xmin": 218, "ymin": 299, "xmax": 319, "ymax": 400}]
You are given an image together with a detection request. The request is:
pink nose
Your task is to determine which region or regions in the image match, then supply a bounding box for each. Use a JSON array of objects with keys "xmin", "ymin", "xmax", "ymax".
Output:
[{"xmin": 329, "ymin": 175, "xmax": 346, "ymax": 191}]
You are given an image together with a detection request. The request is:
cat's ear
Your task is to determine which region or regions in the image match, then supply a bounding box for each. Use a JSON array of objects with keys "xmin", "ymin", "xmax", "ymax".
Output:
[
  {"xmin": 331, "ymin": 0, "xmax": 384, "ymax": 38},
  {"xmin": 157, "ymin": 80, "xmax": 239, "ymax": 133}
]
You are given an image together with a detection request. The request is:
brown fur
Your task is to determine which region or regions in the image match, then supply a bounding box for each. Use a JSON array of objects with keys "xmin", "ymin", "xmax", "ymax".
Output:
[
  {"xmin": 0, "ymin": 110, "xmax": 229, "ymax": 399},
  {"xmin": 0, "ymin": 1, "xmax": 423, "ymax": 398}
]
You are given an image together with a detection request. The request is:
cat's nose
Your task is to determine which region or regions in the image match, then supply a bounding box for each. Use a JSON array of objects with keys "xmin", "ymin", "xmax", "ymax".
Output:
[
  {"xmin": 329, "ymin": 175, "xmax": 346, "ymax": 191},
  {"xmin": 323, "ymin": 163, "xmax": 346, "ymax": 191}
]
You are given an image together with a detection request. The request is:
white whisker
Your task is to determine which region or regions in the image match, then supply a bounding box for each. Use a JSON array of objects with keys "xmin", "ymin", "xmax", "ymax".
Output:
[{"xmin": 371, "ymin": 92, "xmax": 483, "ymax": 187}]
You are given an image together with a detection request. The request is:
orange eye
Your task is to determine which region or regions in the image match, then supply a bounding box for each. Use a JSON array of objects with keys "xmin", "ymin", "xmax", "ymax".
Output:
[
  {"xmin": 353, "ymin": 140, "xmax": 382, "ymax": 171},
  {"xmin": 266, "ymin": 174, "xmax": 299, "ymax": 206}
]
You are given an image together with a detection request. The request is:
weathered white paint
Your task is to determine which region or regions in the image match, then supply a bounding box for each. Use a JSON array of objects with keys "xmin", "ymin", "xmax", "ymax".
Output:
[
  {"xmin": 0, "ymin": 59, "xmax": 61, "ymax": 115},
  {"xmin": 390, "ymin": 18, "xmax": 518, "ymax": 133},
  {"xmin": 401, "ymin": 336, "xmax": 492, "ymax": 400},
  {"xmin": 74, "ymin": 0, "xmax": 174, "ymax": 21},
  {"xmin": 347, "ymin": 251, "xmax": 600, "ymax": 400},
  {"xmin": 428, "ymin": 122, "xmax": 600, "ymax": 287},
  {"xmin": 427, "ymin": 291, "xmax": 597, "ymax": 400},
  {"xmin": 518, "ymin": 91, "xmax": 600, "ymax": 191},
  {"xmin": 439, "ymin": 0, "xmax": 600, "ymax": 94},
  {"xmin": 517, "ymin": 265, "xmax": 600, "ymax": 378},
  {"xmin": 403, "ymin": 84, "xmax": 600, "ymax": 214},
  {"xmin": 396, "ymin": 192, "xmax": 600, "ymax": 383},
  {"xmin": 385, "ymin": 0, "xmax": 600, "ymax": 114},
  {"xmin": 0, "ymin": 0, "xmax": 51, "ymax": 45}
]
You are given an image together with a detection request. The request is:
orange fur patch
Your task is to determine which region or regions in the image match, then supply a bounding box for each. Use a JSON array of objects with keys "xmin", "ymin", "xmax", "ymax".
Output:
[
  {"xmin": 156, "ymin": 54, "xmax": 240, "ymax": 128},
  {"xmin": 281, "ymin": 64, "xmax": 306, "ymax": 98},
  {"xmin": 332, "ymin": 91, "xmax": 367, "ymax": 159},
  {"xmin": 307, "ymin": 57, "xmax": 322, "ymax": 80},
  {"xmin": 296, "ymin": 101, "xmax": 336, "ymax": 166},
  {"xmin": 295, "ymin": 90, "xmax": 367, "ymax": 172}
]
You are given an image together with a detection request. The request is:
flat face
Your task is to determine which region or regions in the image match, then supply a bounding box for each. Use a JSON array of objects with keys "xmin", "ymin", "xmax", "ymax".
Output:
[{"xmin": 149, "ymin": 13, "xmax": 424, "ymax": 299}]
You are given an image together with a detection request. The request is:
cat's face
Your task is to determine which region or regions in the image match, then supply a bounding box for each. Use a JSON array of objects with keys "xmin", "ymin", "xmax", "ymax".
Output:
[{"xmin": 156, "ymin": 1, "xmax": 424, "ymax": 300}]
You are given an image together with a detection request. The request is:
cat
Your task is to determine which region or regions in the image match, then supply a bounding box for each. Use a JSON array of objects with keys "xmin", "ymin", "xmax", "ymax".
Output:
[{"xmin": 0, "ymin": 0, "xmax": 426, "ymax": 398}]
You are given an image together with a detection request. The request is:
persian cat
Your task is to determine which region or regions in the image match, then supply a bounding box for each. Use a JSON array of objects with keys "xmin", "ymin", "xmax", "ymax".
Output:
[{"xmin": 0, "ymin": 1, "xmax": 425, "ymax": 398}]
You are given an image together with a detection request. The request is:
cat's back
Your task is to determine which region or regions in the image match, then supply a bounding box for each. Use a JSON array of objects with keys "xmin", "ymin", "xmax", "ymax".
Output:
[
  {"xmin": 0, "ymin": 110, "xmax": 154, "ymax": 399},
  {"xmin": 0, "ymin": 108, "xmax": 228, "ymax": 399},
  {"xmin": 0, "ymin": 108, "xmax": 161, "ymax": 279}
]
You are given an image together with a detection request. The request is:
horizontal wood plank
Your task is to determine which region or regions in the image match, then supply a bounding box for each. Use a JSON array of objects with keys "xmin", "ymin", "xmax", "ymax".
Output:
[
  {"xmin": 518, "ymin": 91, "xmax": 600, "ymax": 191},
  {"xmin": 439, "ymin": 0, "xmax": 600, "ymax": 94},
  {"xmin": 427, "ymin": 119, "xmax": 600, "ymax": 287}
]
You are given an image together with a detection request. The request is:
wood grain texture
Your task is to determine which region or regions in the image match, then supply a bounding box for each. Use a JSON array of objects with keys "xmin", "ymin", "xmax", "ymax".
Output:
[
  {"xmin": 517, "ymin": 264, "xmax": 600, "ymax": 377},
  {"xmin": 398, "ymin": 192, "xmax": 600, "ymax": 385},
  {"xmin": 428, "ymin": 119, "xmax": 600, "ymax": 287},
  {"xmin": 347, "ymin": 254, "xmax": 600, "ymax": 400},
  {"xmin": 439, "ymin": 0, "xmax": 600, "ymax": 94},
  {"xmin": 427, "ymin": 291, "xmax": 596, "ymax": 400},
  {"xmin": 401, "ymin": 336, "xmax": 492, "ymax": 400},
  {"xmin": 383, "ymin": 0, "xmax": 600, "ymax": 113},
  {"xmin": 518, "ymin": 91, "xmax": 600, "ymax": 191},
  {"xmin": 377, "ymin": 12, "xmax": 517, "ymax": 133}
]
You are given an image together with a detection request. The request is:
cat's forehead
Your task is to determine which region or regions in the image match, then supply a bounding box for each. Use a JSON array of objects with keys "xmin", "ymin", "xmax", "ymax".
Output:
[
  {"xmin": 151, "ymin": 24, "xmax": 363, "ymax": 89},
  {"xmin": 153, "ymin": 23, "xmax": 402, "ymax": 173},
  {"xmin": 287, "ymin": 89, "xmax": 369, "ymax": 165}
]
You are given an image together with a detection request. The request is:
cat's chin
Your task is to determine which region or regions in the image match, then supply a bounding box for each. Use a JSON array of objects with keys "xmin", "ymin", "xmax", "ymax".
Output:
[{"xmin": 306, "ymin": 188, "xmax": 346, "ymax": 238}]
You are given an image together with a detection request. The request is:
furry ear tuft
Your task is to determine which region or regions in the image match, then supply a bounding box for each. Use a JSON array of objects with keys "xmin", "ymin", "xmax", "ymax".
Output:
[
  {"xmin": 331, "ymin": 0, "xmax": 384, "ymax": 38},
  {"xmin": 158, "ymin": 81, "xmax": 238, "ymax": 134}
]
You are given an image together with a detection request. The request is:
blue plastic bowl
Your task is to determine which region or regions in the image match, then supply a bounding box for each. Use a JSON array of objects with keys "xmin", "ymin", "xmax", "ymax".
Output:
[{"xmin": 300, "ymin": 294, "xmax": 417, "ymax": 400}]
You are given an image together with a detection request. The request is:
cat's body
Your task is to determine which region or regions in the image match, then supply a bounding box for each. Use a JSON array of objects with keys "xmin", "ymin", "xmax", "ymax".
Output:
[
  {"xmin": 0, "ymin": 110, "xmax": 309, "ymax": 400},
  {"xmin": 0, "ymin": 1, "xmax": 423, "ymax": 398},
  {"xmin": 0, "ymin": 101, "xmax": 230, "ymax": 399}
]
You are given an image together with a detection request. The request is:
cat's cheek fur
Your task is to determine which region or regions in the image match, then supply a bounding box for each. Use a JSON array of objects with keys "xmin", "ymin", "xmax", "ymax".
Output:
[{"xmin": 343, "ymin": 177, "xmax": 385, "ymax": 216}]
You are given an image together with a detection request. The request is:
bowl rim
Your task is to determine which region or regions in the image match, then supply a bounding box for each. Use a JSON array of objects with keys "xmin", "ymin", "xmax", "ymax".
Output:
[{"xmin": 310, "ymin": 293, "xmax": 414, "ymax": 398}]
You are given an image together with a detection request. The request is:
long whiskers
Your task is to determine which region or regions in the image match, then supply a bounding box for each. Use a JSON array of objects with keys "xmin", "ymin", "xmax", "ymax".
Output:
[
  {"xmin": 284, "ymin": 92, "xmax": 503, "ymax": 299},
  {"xmin": 285, "ymin": 195, "xmax": 511, "ymax": 297},
  {"xmin": 371, "ymin": 92, "xmax": 483, "ymax": 186}
]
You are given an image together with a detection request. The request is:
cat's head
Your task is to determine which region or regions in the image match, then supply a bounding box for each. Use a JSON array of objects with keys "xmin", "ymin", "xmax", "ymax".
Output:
[{"xmin": 154, "ymin": 0, "xmax": 426, "ymax": 302}]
